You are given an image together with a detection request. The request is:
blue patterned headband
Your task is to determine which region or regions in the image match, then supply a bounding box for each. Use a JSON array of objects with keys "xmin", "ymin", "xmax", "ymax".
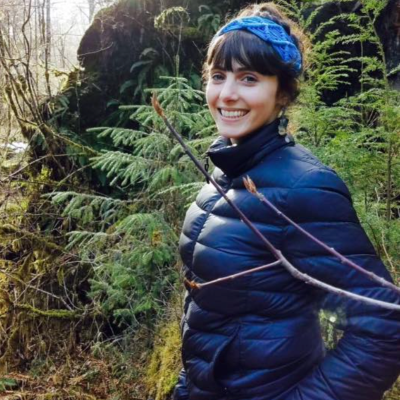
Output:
[{"xmin": 216, "ymin": 16, "xmax": 302, "ymax": 76}]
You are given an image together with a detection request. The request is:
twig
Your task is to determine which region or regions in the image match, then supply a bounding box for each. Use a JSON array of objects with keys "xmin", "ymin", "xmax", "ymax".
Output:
[
  {"xmin": 243, "ymin": 176, "xmax": 400, "ymax": 296},
  {"xmin": 187, "ymin": 260, "xmax": 282, "ymax": 289},
  {"xmin": 78, "ymin": 42, "xmax": 114, "ymax": 57},
  {"xmin": 0, "ymin": 153, "xmax": 86, "ymax": 184},
  {"xmin": 0, "ymin": 224, "xmax": 63, "ymax": 252},
  {"xmin": 152, "ymin": 94, "xmax": 400, "ymax": 311},
  {"xmin": 0, "ymin": 268, "xmax": 73, "ymax": 311},
  {"xmin": 277, "ymin": 250, "xmax": 399, "ymax": 310}
]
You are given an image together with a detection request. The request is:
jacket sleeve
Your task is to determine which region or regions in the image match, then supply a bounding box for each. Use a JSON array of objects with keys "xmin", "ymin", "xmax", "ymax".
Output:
[{"xmin": 282, "ymin": 167, "xmax": 400, "ymax": 400}]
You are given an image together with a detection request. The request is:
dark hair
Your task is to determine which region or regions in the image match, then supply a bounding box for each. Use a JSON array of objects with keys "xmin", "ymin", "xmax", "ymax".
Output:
[{"xmin": 203, "ymin": 2, "xmax": 304, "ymax": 105}]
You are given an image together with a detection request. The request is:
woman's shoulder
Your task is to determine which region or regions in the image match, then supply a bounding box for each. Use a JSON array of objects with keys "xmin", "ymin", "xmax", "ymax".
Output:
[
  {"xmin": 285, "ymin": 144, "xmax": 350, "ymax": 197},
  {"xmin": 275, "ymin": 144, "xmax": 357, "ymax": 223},
  {"xmin": 249, "ymin": 142, "xmax": 351, "ymax": 198}
]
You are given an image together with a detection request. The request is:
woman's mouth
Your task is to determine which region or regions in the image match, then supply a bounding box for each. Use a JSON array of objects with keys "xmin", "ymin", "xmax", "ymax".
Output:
[{"xmin": 219, "ymin": 109, "xmax": 249, "ymax": 119}]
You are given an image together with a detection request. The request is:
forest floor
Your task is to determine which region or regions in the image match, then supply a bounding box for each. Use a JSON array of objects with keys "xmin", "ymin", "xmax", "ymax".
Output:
[{"xmin": 0, "ymin": 345, "xmax": 148, "ymax": 399}]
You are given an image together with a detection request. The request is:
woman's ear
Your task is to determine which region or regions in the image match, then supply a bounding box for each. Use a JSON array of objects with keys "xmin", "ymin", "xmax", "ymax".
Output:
[{"xmin": 277, "ymin": 91, "xmax": 290, "ymax": 108}]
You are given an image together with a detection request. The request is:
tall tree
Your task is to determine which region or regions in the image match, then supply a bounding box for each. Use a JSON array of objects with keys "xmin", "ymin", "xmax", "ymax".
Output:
[
  {"xmin": 87, "ymin": 0, "xmax": 96, "ymax": 22},
  {"xmin": 45, "ymin": 0, "xmax": 51, "ymax": 96}
]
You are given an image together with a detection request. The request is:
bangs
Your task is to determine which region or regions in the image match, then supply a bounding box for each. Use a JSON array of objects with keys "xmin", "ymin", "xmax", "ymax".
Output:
[{"xmin": 207, "ymin": 30, "xmax": 286, "ymax": 76}]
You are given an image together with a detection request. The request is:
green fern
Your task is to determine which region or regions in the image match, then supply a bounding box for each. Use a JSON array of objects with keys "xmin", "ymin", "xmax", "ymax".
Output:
[{"xmin": 47, "ymin": 76, "xmax": 214, "ymax": 329}]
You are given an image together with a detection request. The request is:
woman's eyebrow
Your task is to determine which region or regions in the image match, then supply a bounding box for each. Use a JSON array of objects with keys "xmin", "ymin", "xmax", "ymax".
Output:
[
  {"xmin": 209, "ymin": 65, "xmax": 254, "ymax": 73},
  {"xmin": 233, "ymin": 66, "xmax": 254, "ymax": 73},
  {"xmin": 210, "ymin": 65, "xmax": 226, "ymax": 71}
]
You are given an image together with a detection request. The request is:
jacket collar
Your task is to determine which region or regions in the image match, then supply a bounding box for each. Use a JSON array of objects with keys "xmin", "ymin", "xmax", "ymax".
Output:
[{"xmin": 207, "ymin": 119, "xmax": 294, "ymax": 178}]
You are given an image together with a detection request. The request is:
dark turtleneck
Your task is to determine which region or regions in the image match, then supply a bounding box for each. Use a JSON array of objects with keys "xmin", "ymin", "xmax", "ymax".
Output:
[{"xmin": 207, "ymin": 118, "xmax": 294, "ymax": 179}]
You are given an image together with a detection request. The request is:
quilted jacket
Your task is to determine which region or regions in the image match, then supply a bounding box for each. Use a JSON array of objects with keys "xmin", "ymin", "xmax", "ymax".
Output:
[{"xmin": 174, "ymin": 119, "xmax": 400, "ymax": 400}]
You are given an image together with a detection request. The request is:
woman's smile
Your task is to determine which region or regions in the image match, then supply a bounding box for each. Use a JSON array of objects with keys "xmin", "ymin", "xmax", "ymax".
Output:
[{"xmin": 218, "ymin": 108, "xmax": 249, "ymax": 119}]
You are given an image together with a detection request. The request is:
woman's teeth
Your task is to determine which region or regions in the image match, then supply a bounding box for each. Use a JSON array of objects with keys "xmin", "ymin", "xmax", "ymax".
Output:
[{"xmin": 220, "ymin": 109, "xmax": 248, "ymax": 118}]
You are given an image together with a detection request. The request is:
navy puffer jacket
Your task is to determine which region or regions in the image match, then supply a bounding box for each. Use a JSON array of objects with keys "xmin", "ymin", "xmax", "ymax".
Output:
[{"xmin": 174, "ymin": 120, "xmax": 400, "ymax": 400}]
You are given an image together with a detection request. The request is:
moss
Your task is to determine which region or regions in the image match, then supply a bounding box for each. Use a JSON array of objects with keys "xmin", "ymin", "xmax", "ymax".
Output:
[
  {"xmin": 384, "ymin": 378, "xmax": 400, "ymax": 400},
  {"xmin": 0, "ymin": 224, "xmax": 64, "ymax": 253},
  {"xmin": 16, "ymin": 303, "xmax": 80, "ymax": 319},
  {"xmin": 145, "ymin": 318, "xmax": 181, "ymax": 400}
]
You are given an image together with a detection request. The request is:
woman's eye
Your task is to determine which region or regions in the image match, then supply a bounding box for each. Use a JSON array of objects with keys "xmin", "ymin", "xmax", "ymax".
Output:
[
  {"xmin": 211, "ymin": 73, "xmax": 224, "ymax": 81},
  {"xmin": 243, "ymin": 75, "xmax": 257, "ymax": 83}
]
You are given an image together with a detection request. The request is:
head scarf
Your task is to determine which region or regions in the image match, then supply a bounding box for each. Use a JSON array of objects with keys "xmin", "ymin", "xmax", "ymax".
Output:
[{"xmin": 216, "ymin": 16, "xmax": 302, "ymax": 75}]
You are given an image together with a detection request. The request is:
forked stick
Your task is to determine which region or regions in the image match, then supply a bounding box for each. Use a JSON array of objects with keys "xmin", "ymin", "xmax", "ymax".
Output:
[
  {"xmin": 243, "ymin": 176, "xmax": 400, "ymax": 296},
  {"xmin": 152, "ymin": 94, "xmax": 400, "ymax": 311}
]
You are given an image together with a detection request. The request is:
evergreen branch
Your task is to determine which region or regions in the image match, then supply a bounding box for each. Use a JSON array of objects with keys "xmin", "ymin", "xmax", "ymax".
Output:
[
  {"xmin": 148, "ymin": 87, "xmax": 204, "ymax": 96},
  {"xmin": 118, "ymin": 105, "xmax": 139, "ymax": 111},
  {"xmin": 195, "ymin": 125, "xmax": 217, "ymax": 138},
  {"xmin": 152, "ymin": 94, "xmax": 400, "ymax": 311},
  {"xmin": 66, "ymin": 231, "xmax": 116, "ymax": 250},
  {"xmin": 274, "ymin": 0, "xmax": 300, "ymax": 20},
  {"xmin": 133, "ymin": 132, "xmax": 171, "ymax": 158},
  {"xmin": 115, "ymin": 213, "xmax": 175, "ymax": 241},
  {"xmin": 45, "ymin": 192, "xmax": 131, "ymax": 205},
  {"xmin": 91, "ymin": 151, "xmax": 154, "ymax": 186},
  {"xmin": 311, "ymin": 14, "xmax": 344, "ymax": 38},
  {"xmin": 152, "ymin": 181, "xmax": 204, "ymax": 199},
  {"xmin": 387, "ymin": 65, "xmax": 400, "ymax": 77},
  {"xmin": 87, "ymin": 127, "xmax": 145, "ymax": 147}
]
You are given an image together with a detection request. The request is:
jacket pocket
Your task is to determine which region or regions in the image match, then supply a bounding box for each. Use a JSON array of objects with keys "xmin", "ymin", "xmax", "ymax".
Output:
[
  {"xmin": 182, "ymin": 326, "xmax": 240, "ymax": 394},
  {"xmin": 212, "ymin": 326, "xmax": 240, "ymax": 389}
]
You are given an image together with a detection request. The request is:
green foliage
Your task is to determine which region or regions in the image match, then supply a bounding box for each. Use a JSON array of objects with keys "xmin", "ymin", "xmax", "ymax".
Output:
[
  {"xmin": 319, "ymin": 309, "xmax": 345, "ymax": 349},
  {"xmin": 128, "ymin": 48, "xmax": 170, "ymax": 101},
  {"xmin": 48, "ymin": 76, "xmax": 215, "ymax": 329},
  {"xmin": 197, "ymin": 5, "xmax": 221, "ymax": 37},
  {"xmin": 0, "ymin": 378, "xmax": 18, "ymax": 391},
  {"xmin": 285, "ymin": 0, "xmax": 399, "ymax": 226},
  {"xmin": 47, "ymin": 191, "xmax": 128, "ymax": 228},
  {"xmin": 48, "ymin": 94, "xmax": 70, "ymax": 123},
  {"xmin": 154, "ymin": 7, "xmax": 190, "ymax": 31}
]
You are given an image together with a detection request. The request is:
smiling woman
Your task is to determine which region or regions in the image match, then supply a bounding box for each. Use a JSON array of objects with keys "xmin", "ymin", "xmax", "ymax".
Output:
[{"xmin": 173, "ymin": 2, "xmax": 400, "ymax": 400}]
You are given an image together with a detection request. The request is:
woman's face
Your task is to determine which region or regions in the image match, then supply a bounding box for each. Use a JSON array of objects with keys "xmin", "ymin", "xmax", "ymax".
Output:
[{"xmin": 206, "ymin": 61, "xmax": 281, "ymax": 143}]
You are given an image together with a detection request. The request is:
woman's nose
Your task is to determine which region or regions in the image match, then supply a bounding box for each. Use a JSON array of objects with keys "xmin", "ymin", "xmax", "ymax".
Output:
[{"xmin": 219, "ymin": 78, "xmax": 239, "ymax": 102}]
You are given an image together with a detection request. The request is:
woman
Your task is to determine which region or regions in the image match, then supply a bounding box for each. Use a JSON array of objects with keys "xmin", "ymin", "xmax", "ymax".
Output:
[{"xmin": 174, "ymin": 3, "xmax": 400, "ymax": 399}]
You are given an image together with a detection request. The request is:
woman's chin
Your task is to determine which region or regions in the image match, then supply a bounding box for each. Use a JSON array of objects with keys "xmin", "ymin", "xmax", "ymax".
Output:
[
  {"xmin": 217, "ymin": 127, "xmax": 248, "ymax": 141},
  {"xmin": 219, "ymin": 132, "xmax": 242, "ymax": 143}
]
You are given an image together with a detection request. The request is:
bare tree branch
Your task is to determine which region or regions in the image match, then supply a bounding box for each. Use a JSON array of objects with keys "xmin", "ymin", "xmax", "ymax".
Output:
[
  {"xmin": 152, "ymin": 94, "xmax": 400, "ymax": 311},
  {"xmin": 0, "ymin": 267, "xmax": 74, "ymax": 311},
  {"xmin": 187, "ymin": 260, "xmax": 282, "ymax": 289},
  {"xmin": 243, "ymin": 176, "xmax": 400, "ymax": 296}
]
